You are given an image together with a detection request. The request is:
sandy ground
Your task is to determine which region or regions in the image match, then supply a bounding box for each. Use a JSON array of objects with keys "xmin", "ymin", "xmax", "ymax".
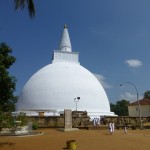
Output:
[{"xmin": 0, "ymin": 128, "xmax": 150, "ymax": 150}]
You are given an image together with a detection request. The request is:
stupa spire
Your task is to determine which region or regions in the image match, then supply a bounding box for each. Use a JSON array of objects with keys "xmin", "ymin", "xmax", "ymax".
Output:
[{"xmin": 59, "ymin": 24, "xmax": 72, "ymax": 52}]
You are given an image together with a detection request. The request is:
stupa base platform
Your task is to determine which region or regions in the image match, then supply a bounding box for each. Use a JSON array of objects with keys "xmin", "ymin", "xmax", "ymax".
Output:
[{"xmin": 58, "ymin": 128, "xmax": 79, "ymax": 132}]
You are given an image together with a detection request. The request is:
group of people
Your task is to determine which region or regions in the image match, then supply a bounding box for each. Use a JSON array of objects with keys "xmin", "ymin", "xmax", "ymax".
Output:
[
  {"xmin": 108, "ymin": 121, "xmax": 128, "ymax": 134},
  {"xmin": 92, "ymin": 117, "xmax": 128, "ymax": 134},
  {"xmin": 93, "ymin": 117, "xmax": 101, "ymax": 127},
  {"xmin": 108, "ymin": 121, "xmax": 115, "ymax": 134}
]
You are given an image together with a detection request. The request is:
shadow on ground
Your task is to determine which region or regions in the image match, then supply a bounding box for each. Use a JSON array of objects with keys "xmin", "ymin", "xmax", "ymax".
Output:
[{"xmin": 0, "ymin": 142, "xmax": 15, "ymax": 148}]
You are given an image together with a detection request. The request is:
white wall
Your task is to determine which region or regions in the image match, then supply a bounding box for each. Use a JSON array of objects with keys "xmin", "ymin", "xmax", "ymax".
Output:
[{"xmin": 128, "ymin": 105, "xmax": 150, "ymax": 117}]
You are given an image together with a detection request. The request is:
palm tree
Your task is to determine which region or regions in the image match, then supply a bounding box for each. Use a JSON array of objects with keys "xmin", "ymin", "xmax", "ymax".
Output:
[{"xmin": 14, "ymin": 0, "xmax": 35, "ymax": 18}]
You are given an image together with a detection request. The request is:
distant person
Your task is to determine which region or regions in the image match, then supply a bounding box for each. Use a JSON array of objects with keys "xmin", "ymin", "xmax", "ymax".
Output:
[
  {"xmin": 95, "ymin": 118, "xmax": 98, "ymax": 127},
  {"xmin": 112, "ymin": 122, "xmax": 115, "ymax": 133},
  {"xmin": 108, "ymin": 121, "xmax": 113, "ymax": 134},
  {"xmin": 124, "ymin": 123, "xmax": 128, "ymax": 134},
  {"xmin": 93, "ymin": 118, "xmax": 96, "ymax": 127},
  {"xmin": 97, "ymin": 118, "xmax": 100, "ymax": 126}
]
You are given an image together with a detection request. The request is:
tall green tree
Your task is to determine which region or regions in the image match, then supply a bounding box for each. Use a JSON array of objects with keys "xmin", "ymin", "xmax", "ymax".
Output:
[
  {"xmin": 144, "ymin": 91, "xmax": 150, "ymax": 99},
  {"xmin": 110, "ymin": 100, "xmax": 129, "ymax": 116},
  {"xmin": 0, "ymin": 43, "xmax": 17, "ymax": 112},
  {"xmin": 14, "ymin": 0, "xmax": 35, "ymax": 18}
]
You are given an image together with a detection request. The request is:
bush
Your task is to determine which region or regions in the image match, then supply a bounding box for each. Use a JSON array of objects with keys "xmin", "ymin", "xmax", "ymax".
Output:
[
  {"xmin": 0, "ymin": 112, "xmax": 14, "ymax": 131},
  {"xmin": 15, "ymin": 112, "xmax": 28, "ymax": 126},
  {"xmin": 32, "ymin": 123, "xmax": 39, "ymax": 130}
]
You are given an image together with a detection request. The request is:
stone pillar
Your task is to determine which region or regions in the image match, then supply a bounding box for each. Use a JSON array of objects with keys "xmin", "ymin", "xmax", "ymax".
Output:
[
  {"xmin": 59, "ymin": 109, "xmax": 79, "ymax": 131},
  {"xmin": 64, "ymin": 109, "xmax": 72, "ymax": 129}
]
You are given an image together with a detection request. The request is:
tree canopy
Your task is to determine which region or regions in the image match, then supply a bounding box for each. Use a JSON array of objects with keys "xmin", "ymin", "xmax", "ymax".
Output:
[
  {"xmin": 14, "ymin": 0, "xmax": 35, "ymax": 18},
  {"xmin": 0, "ymin": 43, "xmax": 17, "ymax": 112},
  {"xmin": 110, "ymin": 100, "xmax": 129, "ymax": 116},
  {"xmin": 144, "ymin": 91, "xmax": 150, "ymax": 99}
]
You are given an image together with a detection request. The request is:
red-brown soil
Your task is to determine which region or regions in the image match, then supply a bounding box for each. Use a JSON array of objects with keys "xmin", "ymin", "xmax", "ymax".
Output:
[{"xmin": 0, "ymin": 128, "xmax": 150, "ymax": 150}]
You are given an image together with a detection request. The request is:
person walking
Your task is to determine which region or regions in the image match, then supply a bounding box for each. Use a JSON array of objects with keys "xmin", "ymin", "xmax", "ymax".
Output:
[
  {"xmin": 93, "ymin": 118, "xmax": 96, "ymax": 127},
  {"xmin": 108, "ymin": 121, "xmax": 113, "ymax": 134},
  {"xmin": 112, "ymin": 121, "xmax": 115, "ymax": 133},
  {"xmin": 124, "ymin": 123, "xmax": 128, "ymax": 134},
  {"xmin": 97, "ymin": 117, "xmax": 100, "ymax": 126}
]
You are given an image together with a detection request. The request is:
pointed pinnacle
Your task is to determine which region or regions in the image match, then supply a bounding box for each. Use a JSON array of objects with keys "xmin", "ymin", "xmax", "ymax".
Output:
[{"xmin": 64, "ymin": 24, "xmax": 67, "ymax": 28}]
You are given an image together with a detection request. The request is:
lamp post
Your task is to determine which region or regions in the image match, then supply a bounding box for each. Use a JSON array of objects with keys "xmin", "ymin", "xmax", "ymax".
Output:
[
  {"xmin": 74, "ymin": 97, "xmax": 80, "ymax": 111},
  {"xmin": 120, "ymin": 82, "xmax": 142, "ymax": 129}
]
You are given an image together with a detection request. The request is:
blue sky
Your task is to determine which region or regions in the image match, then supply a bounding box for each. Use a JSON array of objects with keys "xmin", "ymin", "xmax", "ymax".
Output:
[{"xmin": 0, "ymin": 0, "xmax": 150, "ymax": 104}]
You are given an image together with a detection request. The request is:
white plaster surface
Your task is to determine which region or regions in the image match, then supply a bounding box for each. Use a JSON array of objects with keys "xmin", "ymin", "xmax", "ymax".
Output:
[
  {"xmin": 16, "ymin": 25, "xmax": 114, "ymax": 117},
  {"xmin": 17, "ymin": 62, "xmax": 114, "ymax": 116}
]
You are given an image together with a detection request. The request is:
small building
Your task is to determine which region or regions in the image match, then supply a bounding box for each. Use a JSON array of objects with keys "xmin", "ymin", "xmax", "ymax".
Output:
[{"xmin": 128, "ymin": 98, "xmax": 150, "ymax": 117}]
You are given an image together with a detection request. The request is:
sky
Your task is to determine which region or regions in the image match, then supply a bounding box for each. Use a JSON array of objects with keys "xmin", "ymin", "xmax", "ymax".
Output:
[{"xmin": 0, "ymin": 0, "xmax": 150, "ymax": 104}]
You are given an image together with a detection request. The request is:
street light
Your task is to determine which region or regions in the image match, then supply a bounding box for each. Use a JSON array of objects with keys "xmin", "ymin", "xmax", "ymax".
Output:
[
  {"xmin": 74, "ymin": 97, "xmax": 80, "ymax": 111},
  {"xmin": 120, "ymin": 82, "xmax": 142, "ymax": 129}
]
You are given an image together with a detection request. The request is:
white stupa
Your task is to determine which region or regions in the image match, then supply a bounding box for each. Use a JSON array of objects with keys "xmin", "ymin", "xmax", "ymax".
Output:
[{"xmin": 16, "ymin": 25, "xmax": 114, "ymax": 117}]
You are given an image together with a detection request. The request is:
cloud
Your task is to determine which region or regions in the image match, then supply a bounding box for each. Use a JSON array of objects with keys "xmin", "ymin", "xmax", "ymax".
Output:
[
  {"xmin": 120, "ymin": 92, "xmax": 143, "ymax": 102},
  {"xmin": 125, "ymin": 59, "xmax": 142, "ymax": 68},
  {"xmin": 93, "ymin": 73, "xmax": 112, "ymax": 89}
]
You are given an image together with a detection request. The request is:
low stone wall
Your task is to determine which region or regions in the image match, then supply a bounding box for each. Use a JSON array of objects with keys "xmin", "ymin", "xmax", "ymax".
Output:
[
  {"xmin": 102, "ymin": 116, "xmax": 150, "ymax": 129},
  {"xmin": 29, "ymin": 116, "xmax": 64, "ymax": 128},
  {"xmin": 0, "ymin": 125, "xmax": 32, "ymax": 135},
  {"xmin": 28, "ymin": 115, "xmax": 150, "ymax": 129},
  {"xmin": 28, "ymin": 115, "xmax": 91, "ymax": 128}
]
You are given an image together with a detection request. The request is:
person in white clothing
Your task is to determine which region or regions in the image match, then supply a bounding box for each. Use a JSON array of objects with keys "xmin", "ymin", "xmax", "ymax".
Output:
[
  {"xmin": 108, "ymin": 122, "xmax": 113, "ymax": 134},
  {"xmin": 97, "ymin": 118, "xmax": 100, "ymax": 126},
  {"xmin": 112, "ymin": 122, "xmax": 115, "ymax": 133},
  {"xmin": 93, "ymin": 118, "xmax": 96, "ymax": 127},
  {"xmin": 124, "ymin": 123, "xmax": 128, "ymax": 134}
]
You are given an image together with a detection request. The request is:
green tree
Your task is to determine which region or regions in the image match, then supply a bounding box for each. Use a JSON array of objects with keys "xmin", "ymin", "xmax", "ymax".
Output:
[
  {"xmin": 144, "ymin": 91, "xmax": 150, "ymax": 99},
  {"xmin": 110, "ymin": 103, "xmax": 116, "ymax": 113},
  {"xmin": 0, "ymin": 43, "xmax": 17, "ymax": 112},
  {"xmin": 0, "ymin": 111, "xmax": 14, "ymax": 131},
  {"xmin": 0, "ymin": 112, "xmax": 28, "ymax": 132},
  {"xmin": 110, "ymin": 100, "xmax": 129, "ymax": 116},
  {"xmin": 14, "ymin": 0, "xmax": 35, "ymax": 18}
]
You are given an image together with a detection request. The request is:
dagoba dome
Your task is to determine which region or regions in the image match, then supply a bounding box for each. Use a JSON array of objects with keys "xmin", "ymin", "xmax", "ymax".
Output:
[{"xmin": 16, "ymin": 25, "xmax": 114, "ymax": 117}]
